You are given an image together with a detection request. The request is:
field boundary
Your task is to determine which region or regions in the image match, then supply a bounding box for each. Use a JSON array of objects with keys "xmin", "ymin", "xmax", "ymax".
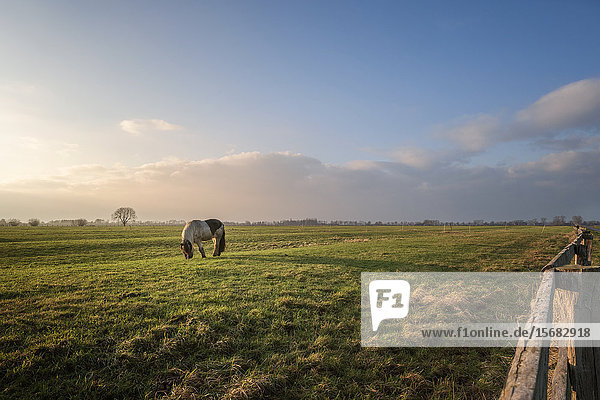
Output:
[{"xmin": 500, "ymin": 227, "xmax": 598, "ymax": 400}]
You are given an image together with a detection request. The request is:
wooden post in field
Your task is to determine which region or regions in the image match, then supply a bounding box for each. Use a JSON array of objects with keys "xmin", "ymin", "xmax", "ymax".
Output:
[
  {"xmin": 584, "ymin": 231, "xmax": 593, "ymax": 266},
  {"xmin": 573, "ymin": 229, "xmax": 592, "ymax": 267}
]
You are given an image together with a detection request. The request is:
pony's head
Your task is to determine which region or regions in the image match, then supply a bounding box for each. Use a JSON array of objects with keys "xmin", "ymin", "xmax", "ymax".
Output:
[{"xmin": 180, "ymin": 239, "xmax": 193, "ymax": 259}]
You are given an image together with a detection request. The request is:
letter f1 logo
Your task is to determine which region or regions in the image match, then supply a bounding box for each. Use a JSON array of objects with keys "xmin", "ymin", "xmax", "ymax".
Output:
[{"xmin": 369, "ymin": 280, "xmax": 411, "ymax": 331}]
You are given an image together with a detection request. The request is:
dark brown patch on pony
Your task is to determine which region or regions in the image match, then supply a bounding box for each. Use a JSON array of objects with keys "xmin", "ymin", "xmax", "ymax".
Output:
[{"xmin": 205, "ymin": 219, "xmax": 223, "ymax": 235}]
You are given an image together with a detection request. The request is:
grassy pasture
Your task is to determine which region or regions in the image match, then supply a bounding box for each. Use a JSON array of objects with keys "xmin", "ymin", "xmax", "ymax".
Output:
[{"xmin": 0, "ymin": 225, "xmax": 577, "ymax": 399}]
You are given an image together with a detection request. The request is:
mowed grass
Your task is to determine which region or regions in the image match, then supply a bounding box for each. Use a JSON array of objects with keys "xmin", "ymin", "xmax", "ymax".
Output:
[{"xmin": 0, "ymin": 225, "xmax": 577, "ymax": 399}]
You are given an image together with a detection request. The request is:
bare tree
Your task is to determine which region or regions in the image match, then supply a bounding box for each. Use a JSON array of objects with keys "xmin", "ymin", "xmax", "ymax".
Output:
[
  {"xmin": 75, "ymin": 218, "xmax": 87, "ymax": 227},
  {"xmin": 571, "ymin": 216, "xmax": 583, "ymax": 226},
  {"xmin": 28, "ymin": 218, "xmax": 40, "ymax": 226},
  {"xmin": 111, "ymin": 207, "xmax": 137, "ymax": 226},
  {"xmin": 7, "ymin": 219, "xmax": 21, "ymax": 226}
]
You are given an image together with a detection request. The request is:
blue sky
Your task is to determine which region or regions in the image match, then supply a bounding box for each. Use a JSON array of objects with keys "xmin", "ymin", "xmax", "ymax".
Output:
[{"xmin": 1, "ymin": 1, "xmax": 599, "ymax": 221}]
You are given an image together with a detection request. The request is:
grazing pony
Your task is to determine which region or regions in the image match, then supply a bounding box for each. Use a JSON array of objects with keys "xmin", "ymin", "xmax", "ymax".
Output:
[{"xmin": 180, "ymin": 219, "xmax": 225, "ymax": 259}]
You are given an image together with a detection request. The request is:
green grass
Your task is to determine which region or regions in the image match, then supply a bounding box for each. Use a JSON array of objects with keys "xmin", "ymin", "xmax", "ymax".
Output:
[{"xmin": 0, "ymin": 225, "xmax": 578, "ymax": 399}]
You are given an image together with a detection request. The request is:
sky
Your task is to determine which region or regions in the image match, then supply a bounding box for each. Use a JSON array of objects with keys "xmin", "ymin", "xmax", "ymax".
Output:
[{"xmin": 1, "ymin": 1, "xmax": 599, "ymax": 222}]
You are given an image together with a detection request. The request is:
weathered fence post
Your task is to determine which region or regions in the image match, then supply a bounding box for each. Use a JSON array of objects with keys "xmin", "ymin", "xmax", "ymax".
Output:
[
  {"xmin": 583, "ymin": 231, "xmax": 593, "ymax": 266},
  {"xmin": 551, "ymin": 347, "xmax": 570, "ymax": 399},
  {"xmin": 567, "ymin": 267, "xmax": 600, "ymax": 400}
]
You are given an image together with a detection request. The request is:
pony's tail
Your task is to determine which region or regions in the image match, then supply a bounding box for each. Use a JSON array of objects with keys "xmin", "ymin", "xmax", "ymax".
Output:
[{"xmin": 219, "ymin": 226, "xmax": 226, "ymax": 254}]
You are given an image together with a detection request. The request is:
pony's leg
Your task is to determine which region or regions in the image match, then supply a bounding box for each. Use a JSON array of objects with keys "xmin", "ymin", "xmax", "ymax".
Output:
[
  {"xmin": 197, "ymin": 242, "xmax": 206, "ymax": 258},
  {"xmin": 212, "ymin": 237, "xmax": 219, "ymax": 256}
]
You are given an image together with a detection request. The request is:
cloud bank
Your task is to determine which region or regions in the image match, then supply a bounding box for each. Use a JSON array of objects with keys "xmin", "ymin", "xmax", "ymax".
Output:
[{"xmin": 1, "ymin": 149, "xmax": 599, "ymax": 222}]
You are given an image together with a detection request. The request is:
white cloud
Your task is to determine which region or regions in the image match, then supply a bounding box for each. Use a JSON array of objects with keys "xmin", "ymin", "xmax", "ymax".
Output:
[
  {"xmin": 432, "ymin": 79, "xmax": 600, "ymax": 155},
  {"xmin": 513, "ymin": 78, "xmax": 600, "ymax": 138},
  {"xmin": 119, "ymin": 119, "xmax": 183, "ymax": 135}
]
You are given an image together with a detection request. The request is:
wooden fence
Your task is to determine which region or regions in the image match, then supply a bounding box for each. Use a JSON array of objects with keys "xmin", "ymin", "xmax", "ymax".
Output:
[{"xmin": 500, "ymin": 227, "xmax": 598, "ymax": 400}]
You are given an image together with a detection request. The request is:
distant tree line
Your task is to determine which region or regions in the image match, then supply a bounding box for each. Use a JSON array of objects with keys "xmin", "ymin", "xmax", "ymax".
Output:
[
  {"xmin": 0, "ymin": 218, "xmax": 186, "ymax": 227},
  {"xmin": 0, "ymin": 218, "xmax": 94, "ymax": 227},
  {"xmin": 224, "ymin": 216, "xmax": 599, "ymax": 227},
  {"xmin": 1, "ymin": 215, "xmax": 598, "ymax": 227}
]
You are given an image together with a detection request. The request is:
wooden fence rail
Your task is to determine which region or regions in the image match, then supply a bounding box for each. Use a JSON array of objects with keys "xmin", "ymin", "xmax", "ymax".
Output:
[
  {"xmin": 541, "ymin": 228, "xmax": 593, "ymax": 271},
  {"xmin": 500, "ymin": 227, "xmax": 598, "ymax": 400}
]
